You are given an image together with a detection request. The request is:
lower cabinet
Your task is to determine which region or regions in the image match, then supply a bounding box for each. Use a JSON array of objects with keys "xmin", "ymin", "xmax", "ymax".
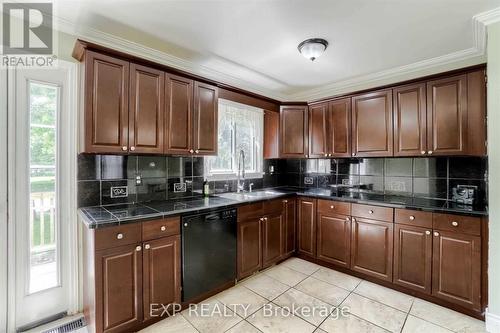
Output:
[
  {"xmin": 283, "ymin": 199, "xmax": 297, "ymax": 257},
  {"xmin": 432, "ymin": 230, "xmax": 481, "ymax": 311},
  {"xmin": 262, "ymin": 213, "xmax": 284, "ymax": 268},
  {"xmin": 317, "ymin": 213, "xmax": 351, "ymax": 268},
  {"xmin": 237, "ymin": 218, "xmax": 263, "ymax": 279},
  {"xmin": 350, "ymin": 217, "xmax": 394, "ymax": 282},
  {"xmin": 297, "ymin": 198, "xmax": 317, "ymax": 257},
  {"xmin": 393, "ymin": 224, "xmax": 432, "ymax": 293}
]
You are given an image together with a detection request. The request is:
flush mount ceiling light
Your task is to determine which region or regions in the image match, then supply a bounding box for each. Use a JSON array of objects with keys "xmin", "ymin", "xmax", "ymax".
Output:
[{"xmin": 298, "ymin": 38, "xmax": 328, "ymax": 61}]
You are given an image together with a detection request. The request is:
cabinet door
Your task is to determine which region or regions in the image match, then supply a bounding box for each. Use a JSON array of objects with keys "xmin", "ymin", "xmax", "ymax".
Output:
[
  {"xmin": 426, "ymin": 74, "xmax": 467, "ymax": 155},
  {"xmin": 352, "ymin": 90, "xmax": 393, "ymax": 157},
  {"xmin": 308, "ymin": 103, "xmax": 328, "ymax": 158},
  {"xmin": 393, "ymin": 224, "xmax": 432, "ymax": 294},
  {"xmin": 432, "ymin": 230, "xmax": 481, "ymax": 311},
  {"xmin": 165, "ymin": 74, "xmax": 193, "ymax": 154},
  {"xmin": 393, "ymin": 83, "xmax": 426, "ymax": 156},
  {"xmin": 280, "ymin": 106, "xmax": 308, "ymax": 158},
  {"xmin": 317, "ymin": 214, "xmax": 351, "ymax": 268},
  {"xmin": 283, "ymin": 199, "xmax": 296, "ymax": 257},
  {"xmin": 351, "ymin": 217, "xmax": 393, "ymax": 282},
  {"xmin": 96, "ymin": 244, "xmax": 142, "ymax": 333},
  {"xmin": 262, "ymin": 214, "xmax": 284, "ymax": 268},
  {"xmin": 129, "ymin": 64, "xmax": 165, "ymax": 154},
  {"xmin": 297, "ymin": 198, "xmax": 316, "ymax": 257},
  {"xmin": 264, "ymin": 110, "xmax": 280, "ymax": 159},
  {"xmin": 237, "ymin": 218, "xmax": 262, "ymax": 279},
  {"xmin": 84, "ymin": 51, "xmax": 129, "ymax": 153},
  {"xmin": 143, "ymin": 235, "xmax": 181, "ymax": 321},
  {"xmin": 193, "ymin": 81, "xmax": 218, "ymax": 155},
  {"xmin": 329, "ymin": 98, "xmax": 352, "ymax": 157}
]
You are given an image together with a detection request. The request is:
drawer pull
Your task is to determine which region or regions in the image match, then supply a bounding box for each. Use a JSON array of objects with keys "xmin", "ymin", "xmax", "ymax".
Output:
[
  {"xmin": 421, "ymin": 151, "xmax": 426, "ymax": 155},
  {"xmin": 428, "ymin": 150, "xmax": 433, "ymax": 155},
  {"xmin": 160, "ymin": 226, "xmax": 166, "ymax": 232},
  {"xmin": 130, "ymin": 146, "xmax": 136, "ymax": 151},
  {"xmin": 330, "ymin": 205, "xmax": 335, "ymax": 209},
  {"xmin": 409, "ymin": 216, "xmax": 415, "ymax": 221},
  {"xmin": 116, "ymin": 233, "xmax": 124, "ymax": 240},
  {"xmin": 121, "ymin": 146, "xmax": 127, "ymax": 151},
  {"xmin": 451, "ymin": 221, "xmax": 459, "ymax": 227},
  {"xmin": 426, "ymin": 230, "xmax": 431, "ymax": 235},
  {"xmin": 145, "ymin": 244, "xmax": 150, "ymax": 250},
  {"xmin": 434, "ymin": 231, "xmax": 440, "ymax": 237},
  {"xmin": 136, "ymin": 245, "xmax": 142, "ymax": 251},
  {"xmin": 283, "ymin": 200, "xmax": 288, "ymax": 203},
  {"xmin": 368, "ymin": 210, "xmax": 374, "ymax": 214}
]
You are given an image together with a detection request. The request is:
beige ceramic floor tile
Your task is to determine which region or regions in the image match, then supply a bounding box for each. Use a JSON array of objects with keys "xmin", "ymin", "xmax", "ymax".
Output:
[
  {"xmin": 247, "ymin": 303, "xmax": 316, "ymax": 333},
  {"xmin": 225, "ymin": 320, "xmax": 262, "ymax": 333},
  {"xmin": 354, "ymin": 280, "xmax": 414, "ymax": 312},
  {"xmin": 273, "ymin": 288, "xmax": 335, "ymax": 326},
  {"xmin": 140, "ymin": 313, "xmax": 198, "ymax": 333},
  {"xmin": 402, "ymin": 315, "xmax": 453, "ymax": 333},
  {"xmin": 295, "ymin": 276, "xmax": 350, "ymax": 306},
  {"xmin": 320, "ymin": 313, "xmax": 390, "ymax": 333},
  {"xmin": 280, "ymin": 257, "xmax": 322, "ymax": 275},
  {"xmin": 410, "ymin": 299, "xmax": 487, "ymax": 333},
  {"xmin": 263, "ymin": 265, "xmax": 308, "ymax": 287},
  {"xmin": 240, "ymin": 274, "xmax": 290, "ymax": 300},
  {"xmin": 215, "ymin": 285, "xmax": 268, "ymax": 318},
  {"xmin": 341, "ymin": 293, "xmax": 407, "ymax": 333},
  {"xmin": 181, "ymin": 300, "xmax": 242, "ymax": 333},
  {"xmin": 311, "ymin": 268, "xmax": 362, "ymax": 291}
]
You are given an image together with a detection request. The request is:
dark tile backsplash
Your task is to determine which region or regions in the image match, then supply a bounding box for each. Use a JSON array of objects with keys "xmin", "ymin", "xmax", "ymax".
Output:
[{"xmin": 77, "ymin": 154, "xmax": 488, "ymax": 207}]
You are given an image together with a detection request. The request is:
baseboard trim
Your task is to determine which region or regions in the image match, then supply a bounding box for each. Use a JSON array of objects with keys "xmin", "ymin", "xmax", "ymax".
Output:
[{"xmin": 486, "ymin": 309, "xmax": 500, "ymax": 333}]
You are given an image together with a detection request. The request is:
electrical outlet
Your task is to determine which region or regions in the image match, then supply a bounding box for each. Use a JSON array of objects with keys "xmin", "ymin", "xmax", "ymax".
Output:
[
  {"xmin": 174, "ymin": 182, "xmax": 187, "ymax": 193},
  {"xmin": 304, "ymin": 177, "xmax": 314, "ymax": 185},
  {"xmin": 390, "ymin": 181, "xmax": 406, "ymax": 192},
  {"xmin": 110, "ymin": 186, "xmax": 128, "ymax": 198}
]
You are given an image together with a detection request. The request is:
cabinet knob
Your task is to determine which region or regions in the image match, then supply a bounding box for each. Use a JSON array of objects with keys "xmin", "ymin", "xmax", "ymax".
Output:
[
  {"xmin": 145, "ymin": 244, "xmax": 150, "ymax": 250},
  {"xmin": 160, "ymin": 226, "xmax": 166, "ymax": 231},
  {"xmin": 328, "ymin": 154, "xmax": 332, "ymax": 157},
  {"xmin": 324, "ymin": 154, "xmax": 328, "ymax": 157},
  {"xmin": 434, "ymin": 231, "xmax": 440, "ymax": 237},
  {"xmin": 116, "ymin": 233, "xmax": 124, "ymax": 240},
  {"xmin": 136, "ymin": 245, "xmax": 142, "ymax": 251},
  {"xmin": 122, "ymin": 146, "xmax": 127, "ymax": 151},
  {"xmin": 264, "ymin": 217, "xmax": 268, "ymax": 221},
  {"xmin": 305, "ymin": 154, "xmax": 309, "ymax": 158},
  {"xmin": 330, "ymin": 205, "xmax": 335, "ymax": 209},
  {"xmin": 451, "ymin": 221, "xmax": 459, "ymax": 227},
  {"xmin": 426, "ymin": 230, "xmax": 431, "ymax": 235},
  {"xmin": 368, "ymin": 210, "xmax": 374, "ymax": 214},
  {"xmin": 283, "ymin": 200, "xmax": 288, "ymax": 203},
  {"xmin": 346, "ymin": 217, "xmax": 350, "ymax": 222},
  {"xmin": 428, "ymin": 150, "xmax": 433, "ymax": 155},
  {"xmin": 195, "ymin": 149, "xmax": 200, "ymax": 154},
  {"xmin": 189, "ymin": 149, "xmax": 194, "ymax": 153},
  {"xmin": 352, "ymin": 217, "xmax": 356, "ymax": 222},
  {"xmin": 421, "ymin": 151, "xmax": 426, "ymax": 155},
  {"xmin": 409, "ymin": 216, "xmax": 415, "ymax": 221},
  {"xmin": 352, "ymin": 153, "xmax": 356, "ymax": 156},
  {"xmin": 184, "ymin": 223, "xmax": 188, "ymax": 227},
  {"xmin": 130, "ymin": 146, "xmax": 136, "ymax": 151}
]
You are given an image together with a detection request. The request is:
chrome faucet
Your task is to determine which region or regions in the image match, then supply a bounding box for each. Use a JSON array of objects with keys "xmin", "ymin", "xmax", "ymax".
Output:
[{"xmin": 237, "ymin": 149, "xmax": 245, "ymax": 193}]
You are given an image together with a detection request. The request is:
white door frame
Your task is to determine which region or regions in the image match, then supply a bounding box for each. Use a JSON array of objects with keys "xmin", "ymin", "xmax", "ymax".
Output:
[
  {"xmin": 1, "ymin": 69, "xmax": 9, "ymax": 333},
  {"xmin": 6, "ymin": 60, "xmax": 79, "ymax": 332}
]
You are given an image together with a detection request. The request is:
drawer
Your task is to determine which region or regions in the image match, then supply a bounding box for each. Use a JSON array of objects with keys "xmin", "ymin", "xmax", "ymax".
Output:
[
  {"xmin": 395, "ymin": 209, "xmax": 432, "ymax": 228},
  {"xmin": 238, "ymin": 202, "xmax": 263, "ymax": 221},
  {"xmin": 433, "ymin": 213, "xmax": 481, "ymax": 236},
  {"xmin": 263, "ymin": 199, "xmax": 284, "ymax": 215},
  {"xmin": 317, "ymin": 199, "xmax": 351, "ymax": 216},
  {"xmin": 351, "ymin": 203, "xmax": 393, "ymax": 222},
  {"xmin": 142, "ymin": 217, "xmax": 180, "ymax": 241},
  {"xmin": 95, "ymin": 223, "xmax": 142, "ymax": 251}
]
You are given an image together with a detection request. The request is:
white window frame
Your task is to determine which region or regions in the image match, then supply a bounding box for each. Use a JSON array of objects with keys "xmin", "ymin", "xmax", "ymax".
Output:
[{"xmin": 205, "ymin": 99, "xmax": 264, "ymax": 180}]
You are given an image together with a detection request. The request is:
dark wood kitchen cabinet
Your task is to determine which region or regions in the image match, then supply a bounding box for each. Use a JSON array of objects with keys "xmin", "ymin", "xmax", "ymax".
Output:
[
  {"xmin": 352, "ymin": 89, "xmax": 393, "ymax": 157},
  {"xmin": 316, "ymin": 200, "xmax": 352, "ymax": 268},
  {"xmin": 237, "ymin": 217, "xmax": 262, "ymax": 279},
  {"xmin": 351, "ymin": 217, "xmax": 394, "ymax": 282},
  {"xmin": 83, "ymin": 51, "xmax": 130, "ymax": 154},
  {"xmin": 393, "ymin": 83, "xmax": 427, "ymax": 156},
  {"xmin": 83, "ymin": 218, "xmax": 181, "ymax": 333},
  {"xmin": 282, "ymin": 198, "xmax": 297, "ymax": 257},
  {"xmin": 297, "ymin": 198, "xmax": 316, "ymax": 257},
  {"xmin": 262, "ymin": 213, "xmax": 284, "ymax": 268},
  {"xmin": 432, "ymin": 230, "xmax": 481, "ymax": 311},
  {"xmin": 165, "ymin": 74, "xmax": 193, "ymax": 154},
  {"xmin": 264, "ymin": 110, "xmax": 280, "ymax": 159},
  {"xmin": 280, "ymin": 105, "xmax": 308, "ymax": 157},
  {"xmin": 193, "ymin": 81, "xmax": 218, "ymax": 155},
  {"xmin": 308, "ymin": 103, "xmax": 328, "ymax": 158},
  {"xmin": 393, "ymin": 224, "xmax": 432, "ymax": 294}
]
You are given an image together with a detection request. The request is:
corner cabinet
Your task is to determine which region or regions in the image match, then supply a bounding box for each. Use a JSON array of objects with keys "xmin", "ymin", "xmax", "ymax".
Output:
[{"xmin": 280, "ymin": 105, "xmax": 308, "ymax": 158}]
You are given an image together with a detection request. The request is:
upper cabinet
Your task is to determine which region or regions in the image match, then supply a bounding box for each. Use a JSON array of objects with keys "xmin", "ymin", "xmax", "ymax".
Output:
[
  {"xmin": 308, "ymin": 103, "xmax": 328, "ymax": 158},
  {"xmin": 352, "ymin": 89, "xmax": 393, "ymax": 157},
  {"xmin": 84, "ymin": 51, "xmax": 130, "ymax": 153},
  {"xmin": 79, "ymin": 48, "xmax": 218, "ymax": 155},
  {"xmin": 264, "ymin": 110, "xmax": 280, "ymax": 159},
  {"xmin": 280, "ymin": 105, "xmax": 308, "ymax": 158}
]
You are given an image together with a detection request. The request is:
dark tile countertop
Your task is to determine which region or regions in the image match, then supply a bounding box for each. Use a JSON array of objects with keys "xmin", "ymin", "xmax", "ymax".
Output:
[{"xmin": 79, "ymin": 187, "xmax": 488, "ymax": 229}]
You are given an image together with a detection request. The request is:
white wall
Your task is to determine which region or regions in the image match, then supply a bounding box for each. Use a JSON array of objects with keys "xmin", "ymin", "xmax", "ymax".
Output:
[{"xmin": 487, "ymin": 21, "xmax": 500, "ymax": 333}]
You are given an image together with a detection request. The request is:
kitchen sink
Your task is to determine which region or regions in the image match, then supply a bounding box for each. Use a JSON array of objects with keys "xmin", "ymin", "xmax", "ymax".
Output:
[{"xmin": 216, "ymin": 190, "xmax": 284, "ymax": 201}]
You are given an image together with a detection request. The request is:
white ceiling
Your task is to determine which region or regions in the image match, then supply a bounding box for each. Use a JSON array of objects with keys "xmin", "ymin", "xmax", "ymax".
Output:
[{"xmin": 54, "ymin": 0, "xmax": 500, "ymax": 101}]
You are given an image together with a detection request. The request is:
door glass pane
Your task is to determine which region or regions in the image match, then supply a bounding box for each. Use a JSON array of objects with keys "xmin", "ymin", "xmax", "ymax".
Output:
[{"xmin": 29, "ymin": 82, "xmax": 59, "ymax": 294}]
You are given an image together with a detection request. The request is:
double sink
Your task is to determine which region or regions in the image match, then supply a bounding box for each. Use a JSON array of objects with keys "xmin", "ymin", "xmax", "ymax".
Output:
[{"xmin": 217, "ymin": 189, "xmax": 287, "ymax": 202}]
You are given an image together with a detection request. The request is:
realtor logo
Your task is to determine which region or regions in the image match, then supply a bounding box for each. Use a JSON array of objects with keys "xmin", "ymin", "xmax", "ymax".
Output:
[{"xmin": 2, "ymin": 2, "xmax": 53, "ymax": 54}]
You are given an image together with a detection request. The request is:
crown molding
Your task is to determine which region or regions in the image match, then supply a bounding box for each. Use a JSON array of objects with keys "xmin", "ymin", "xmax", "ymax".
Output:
[{"xmin": 55, "ymin": 8, "xmax": 495, "ymax": 102}]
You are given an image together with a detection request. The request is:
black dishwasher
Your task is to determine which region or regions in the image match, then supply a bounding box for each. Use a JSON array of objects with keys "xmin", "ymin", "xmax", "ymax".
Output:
[{"xmin": 181, "ymin": 208, "xmax": 237, "ymax": 302}]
